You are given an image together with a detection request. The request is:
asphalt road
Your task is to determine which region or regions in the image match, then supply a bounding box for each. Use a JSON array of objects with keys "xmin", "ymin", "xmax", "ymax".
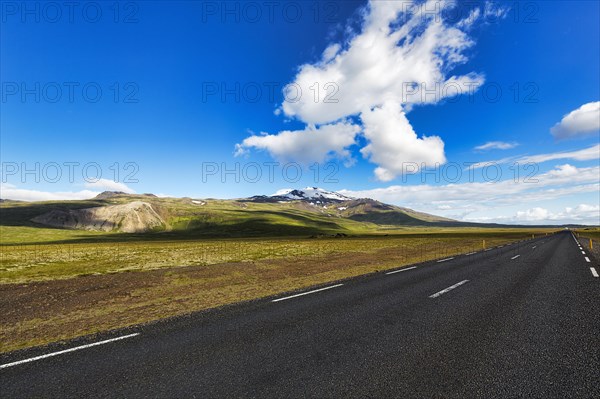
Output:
[{"xmin": 1, "ymin": 231, "xmax": 598, "ymax": 398}]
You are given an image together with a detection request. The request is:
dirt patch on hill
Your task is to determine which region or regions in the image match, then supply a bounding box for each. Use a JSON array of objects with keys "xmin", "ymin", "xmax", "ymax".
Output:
[{"xmin": 32, "ymin": 201, "xmax": 165, "ymax": 233}]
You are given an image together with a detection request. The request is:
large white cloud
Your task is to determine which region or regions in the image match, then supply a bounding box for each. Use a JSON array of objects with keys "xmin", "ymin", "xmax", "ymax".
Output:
[
  {"xmin": 550, "ymin": 101, "xmax": 600, "ymax": 139},
  {"xmin": 281, "ymin": 0, "xmax": 483, "ymax": 124},
  {"xmin": 238, "ymin": 0, "xmax": 495, "ymax": 181},
  {"xmin": 360, "ymin": 102, "xmax": 446, "ymax": 181},
  {"xmin": 235, "ymin": 121, "xmax": 360, "ymax": 165}
]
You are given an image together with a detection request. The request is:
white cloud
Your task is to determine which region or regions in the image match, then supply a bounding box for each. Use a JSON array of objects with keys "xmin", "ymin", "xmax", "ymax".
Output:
[
  {"xmin": 84, "ymin": 178, "xmax": 135, "ymax": 193},
  {"xmin": 0, "ymin": 184, "xmax": 99, "ymax": 202},
  {"xmin": 457, "ymin": 8, "xmax": 481, "ymax": 30},
  {"xmin": 466, "ymin": 144, "xmax": 599, "ymax": 171},
  {"xmin": 474, "ymin": 141, "xmax": 518, "ymax": 151},
  {"xmin": 518, "ymin": 144, "xmax": 600, "ymax": 164},
  {"xmin": 235, "ymin": 121, "xmax": 360, "ymax": 165},
  {"xmin": 465, "ymin": 156, "xmax": 519, "ymax": 171},
  {"xmin": 547, "ymin": 164, "xmax": 579, "ymax": 177},
  {"xmin": 467, "ymin": 204, "xmax": 600, "ymax": 225},
  {"xmin": 322, "ymin": 43, "xmax": 341, "ymax": 63},
  {"xmin": 570, "ymin": 204, "xmax": 600, "ymax": 213},
  {"xmin": 240, "ymin": 0, "xmax": 491, "ymax": 181},
  {"xmin": 360, "ymin": 102, "xmax": 445, "ymax": 181},
  {"xmin": 550, "ymin": 101, "xmax": 600, "ymax": 139},
  {"xmin": 281, "ymin": 0, "xmax": 482, "ymax": 124},
  {"xmin": 514, "ymin": 207, "xmax": 549, "ymax": 221},
  {"xmin": 452, "ymin": 1, "xmax": 510, "ymax": 31},
  {"xmin": 340, "ymin": 164, "xmax": 600, "ymax": 224},
  {"xmin": 483, "ymin": 1, "xmax": 510, "ymax": 20},
  {"xmin": 1, "ymin": 179, "xmax": 135, "ymax": 202}
]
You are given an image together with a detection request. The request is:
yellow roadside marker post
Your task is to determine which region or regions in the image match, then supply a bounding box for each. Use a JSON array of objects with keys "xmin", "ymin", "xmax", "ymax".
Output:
[
  {"xmin": 483, "ymin": 240, "xmax": 486, "ymax": 250},
  {"xmin": 591, "ymin": 239, "xmax": 593, "ymax": 250}
]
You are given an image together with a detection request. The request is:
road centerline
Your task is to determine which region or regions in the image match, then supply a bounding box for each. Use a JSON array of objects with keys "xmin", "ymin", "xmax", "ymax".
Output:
[
  {"xmin": 591, "ymin": 268, "xmax": 599, "ymax": 278},
  {"xmin": 511, "ymin": 255, "xmax": 520, "ymax": 260},
  {"xmin": 429, "ymin": 280, "xmax": 469, "ymax": 299},
  {"xmin": 272, "ymin": 284, "xmax": 344, "ymax": 302}
]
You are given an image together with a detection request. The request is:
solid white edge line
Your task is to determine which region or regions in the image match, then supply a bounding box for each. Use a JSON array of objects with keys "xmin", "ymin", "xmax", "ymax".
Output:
[
  {"xmin": 437, "ymin": 257, "xmax": 455, "ymax": 263},
  {"xmin": 591, "ymin": 268, "xmax": 599, "ymax": 278},
  {"xmin": 465, "ymin": 252, "xmax": 476, "ymax": 256},
  {"xmin": 429, "ymin": 280, "xmax": 469, "ymax": 299},
  {"xmin": 0, "ymin": 333, "xmax": 140, "ymax": 370},
  {"xmin": 272, "ymin": 284, "xmax": 343, "ymax": 302},
  {"xmin": 585, "ymin": 257, "xmax": 591, "ymax": 263},
  {"xmin": 511, "ymin": 255, "xmax": 520, "ymax": 259},
  {"xmin": 386, "ymin": 266, "xmax": 417, "ymax": 275}
]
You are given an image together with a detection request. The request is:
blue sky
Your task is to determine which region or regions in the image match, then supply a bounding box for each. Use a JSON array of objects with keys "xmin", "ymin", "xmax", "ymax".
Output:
[{"xmin": 1, "ymin": 0, "xmax": 599, "ymax": 224}]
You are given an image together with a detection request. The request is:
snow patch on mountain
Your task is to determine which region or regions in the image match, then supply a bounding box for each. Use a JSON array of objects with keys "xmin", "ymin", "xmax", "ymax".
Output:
[{"xmin": 272, "ymin": 187, "xmax": 354, "ymax": 202}]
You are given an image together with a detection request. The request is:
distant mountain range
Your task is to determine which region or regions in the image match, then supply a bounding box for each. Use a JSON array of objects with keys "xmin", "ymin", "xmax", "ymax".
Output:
[
  {"xmin": 245, "ymin": 187, "xmax": 457, "ymax": 225},
  {"xmin": 251, "ymin": 187, "xmax": 354, "ymax": 203},
  {"xmin": 0, "ymin": 188, "xmax": 584, "ymax": 237}
]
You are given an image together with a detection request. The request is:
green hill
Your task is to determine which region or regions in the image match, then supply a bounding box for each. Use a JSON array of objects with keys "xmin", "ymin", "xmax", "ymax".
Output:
[{"xmin": 0, "ymin": 189, "xmax": 490, "ymax": 244}]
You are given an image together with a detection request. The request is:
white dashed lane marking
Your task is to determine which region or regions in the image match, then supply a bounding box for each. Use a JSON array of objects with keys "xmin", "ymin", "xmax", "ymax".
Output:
[
  {"xmin": 272, "ymin": 284, "xmax": 344, "ymax": 302},
  {"xmin": 386, "ymin": 266, "xmax": 417, "ymax": 275},
  {"xmin": 429, "ymin": 280, "xmax": 469, "ymax": 299},
  {"xmin": 0, "ymin": 333, "xmax": 140, "ymax": 370}
]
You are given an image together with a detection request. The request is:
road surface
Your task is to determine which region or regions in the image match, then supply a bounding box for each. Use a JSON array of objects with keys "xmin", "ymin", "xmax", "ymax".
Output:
[{"xmin": 1, "ymin": 231, "xmax": 598, "ymax": 398}]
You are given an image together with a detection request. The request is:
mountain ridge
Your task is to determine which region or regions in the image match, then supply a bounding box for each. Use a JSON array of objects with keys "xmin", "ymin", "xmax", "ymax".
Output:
[{"xmin": 0, "ymin": 188, "xmax": 545, "ymax": 237}]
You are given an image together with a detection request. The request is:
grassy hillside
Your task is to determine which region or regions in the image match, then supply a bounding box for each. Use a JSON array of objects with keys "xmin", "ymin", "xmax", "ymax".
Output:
[
  {"xmin": 0, "ymin": 193, "xmax": 573, "ymax": 245},
  {"xmin": 0, "ymin": 193, "xmax": 454, "ymax": 244},
  {"xmin": 0, "ymin": 198, "xmax": 373, "ymax": 245}
]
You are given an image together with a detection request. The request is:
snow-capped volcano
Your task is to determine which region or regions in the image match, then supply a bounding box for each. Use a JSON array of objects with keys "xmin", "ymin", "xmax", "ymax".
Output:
[{"xmin": 272, "ymin": 187, "xmax": 354, "ymax": 202}]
